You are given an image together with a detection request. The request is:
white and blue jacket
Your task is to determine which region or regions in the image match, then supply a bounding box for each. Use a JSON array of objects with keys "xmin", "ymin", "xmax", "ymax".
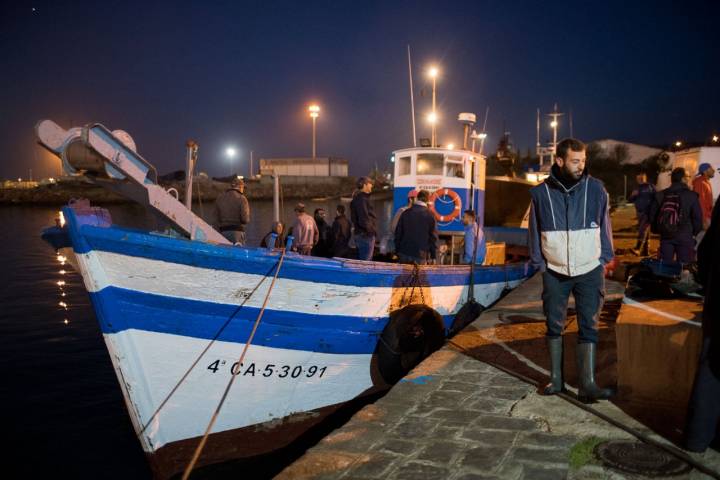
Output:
[{"xmin": 528, "ymin": 168, "xmax": 614, "ymax": 277}]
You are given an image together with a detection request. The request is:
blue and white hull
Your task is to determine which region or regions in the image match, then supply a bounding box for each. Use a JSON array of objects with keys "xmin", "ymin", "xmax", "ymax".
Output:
[{"xmin": 55, "ymin": 206, "xmax": 533, "ymax": 476}]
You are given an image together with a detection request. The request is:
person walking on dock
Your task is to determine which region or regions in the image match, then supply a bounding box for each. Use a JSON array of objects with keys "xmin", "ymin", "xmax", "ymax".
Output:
[
  {"xmin": 528, "ymin": 138, "xmax": 615, "ymax": 403},
  {"xmin": 649, "ymin": 167, "xmax": 702, "ymax": 264},
  {"xmin": 692, "ymin": 162, "xmax": 715, "ymax": 232},
  {"xmin": 685, "ymin": 196, "xmax": 720, "ymax": 453},
  {"xmin": 330, "ymin": 205, "xmax": 352, "ymax": 258},
  {"xmin": 214, "ymin": 177, "xmax": 250, "ymax": 245},
  {"xmin": 291, "ymin": 203, "xmax": 319, "ymax": 255},
  {"xmin": 628, "ymin": 172, "xmax": 655, "ymax": 256},
  {"xmin": 394, "ymin": 189, "xmax": 439, "ymax": 265},
  {"xmin": 350, "ymin": 176, "xmax": 377, "ymax": 261}
]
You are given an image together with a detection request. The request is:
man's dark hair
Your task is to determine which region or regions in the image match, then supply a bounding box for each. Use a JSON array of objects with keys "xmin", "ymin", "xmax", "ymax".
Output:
[
  {"xmin": 417, "ymin": 189, "xmax": 430, "ymax": 202},
  {"xmin": 671, "ymin": 167, "xmax": 687, "ymax": 184},
  {"xmin": 314, "ymin": 208, "xmax": 325, "ymax": 216},
  {"xmin": 556, "ymin": 138, "xmax": 586, "ymax": 160},
  {"xmin": 336, "ymin": 205, "xmax": 345, "ymax": 215},
  {"xmin": 464, "ymin": 209, "xmax": 476, "ymax": 219}
]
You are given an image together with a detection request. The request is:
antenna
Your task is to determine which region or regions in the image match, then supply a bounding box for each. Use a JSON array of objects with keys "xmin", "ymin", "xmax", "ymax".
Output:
[
  {"xmin": 407, "ymin": 45, "xmax": 417, "ymax": 147},
  {"xmin": 569, "ymin": 108, "xmax": 574, "ymax": 138}
]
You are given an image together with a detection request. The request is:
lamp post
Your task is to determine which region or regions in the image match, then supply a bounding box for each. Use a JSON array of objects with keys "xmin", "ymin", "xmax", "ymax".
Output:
[
  {"xmin": 226, "ymin": 147, "xmax": 237, "ymax": 175},
  {"xmin": 428, "ymin": 66, "xmax": 439, "ymax": 147},
  {"xmin": 308, "ymin": 104, "xmax": 320, "ymax": 160},
  {"xmin": 547, "ymin": 103, "xmax": 563, "ymax": 164}
]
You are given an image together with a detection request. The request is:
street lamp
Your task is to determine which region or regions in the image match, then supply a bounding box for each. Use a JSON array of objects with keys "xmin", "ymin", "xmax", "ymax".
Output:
[
  {"xmin": 428, "ymin": 66, "xmax": 439, "ymax": 147},
  {"xmin": 308, "ymin": 104, "xmax": 320, "ymax": 160},
  {"xmin": 675, "ymin": 140, "xmax": 683, "ymax": 148},
  {"xmin": 226, "ymin": 147, "xmax": 237, "ymax": 175},
  {"xmin": 712, "ymin": 135, "xmax": 719, "ymax": 143}
]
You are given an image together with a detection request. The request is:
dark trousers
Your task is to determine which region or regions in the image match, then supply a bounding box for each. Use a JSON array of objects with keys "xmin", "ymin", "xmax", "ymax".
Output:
[
  {"xmin": 685, "ymin": 339, "xmax": 720, "ymax": 451},
  {"xmin": 542, "ymin": 265, "xmax": 604, "ymax": 344},
  {"xmin": 659, "ymin": 238, "xmax": 696, "ymax": 263},
  {"xmin": 398, "ymin": 253, "xmax": 427, "ymax": 265},
  {"xmin": 637, "ymin": 213, "xmax": 650, "ymax": 247}
]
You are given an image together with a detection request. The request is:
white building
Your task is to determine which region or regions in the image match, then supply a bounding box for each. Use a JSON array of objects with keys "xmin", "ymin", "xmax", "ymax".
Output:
[{"xmin": 259, "ymin": 157, "xmax": 348, "ymax": 177}]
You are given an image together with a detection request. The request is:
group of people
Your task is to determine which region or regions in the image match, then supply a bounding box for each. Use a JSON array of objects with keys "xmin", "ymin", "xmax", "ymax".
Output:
[
  {"xmin": 213, "ymin": 175, "xmax": 486, "ymax": 265},
  {"xmin": 629, "ymin": 162, "xmax": 715, "ymax": 263}
]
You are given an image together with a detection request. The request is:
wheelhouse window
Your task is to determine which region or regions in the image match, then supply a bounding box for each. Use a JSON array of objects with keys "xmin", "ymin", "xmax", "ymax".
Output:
[
  {"xmin": 416, "ymin": 153, "xmax": 444, "ymax": 175},
  {"xmin": 397, "ymin": 156, "xmax": 411, "ymax": 176},
  {"xmin": 445, "ymin": 155, "xmax": 465, "ymax": 178}
]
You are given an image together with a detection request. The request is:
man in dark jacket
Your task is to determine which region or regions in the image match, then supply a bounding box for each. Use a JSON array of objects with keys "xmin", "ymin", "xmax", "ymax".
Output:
[
  {"xmin": 214, "ymin": 177, "xmax": 250, "ymax": 245},
  {"xmin": 528, "ymin": 138, "xmax": 615, "ymax": 403},
  {"xmin": 311, "ymin": 208, "xmax": 332, "ymax": 257},
  {"xmin": 330, "ymin": 205, "xmax": 352, "ymax": 258},
  {"xmin": 685, "ymin": 197, "xmax": 720, "ymax": 452},
  {"xmin": 628, "ymin": 172, "xmax": 655, "ymax": 256},
  {"xmin": 350, "ymin": 176, "xmax": 377, "ymax": 260},
  {"xmin": 394, "ymin": 189, "xmax": 439, "ymax": 264},
  {"xmin": 649, "ymin": 167, "xmax": 703, "ymax": 263}
]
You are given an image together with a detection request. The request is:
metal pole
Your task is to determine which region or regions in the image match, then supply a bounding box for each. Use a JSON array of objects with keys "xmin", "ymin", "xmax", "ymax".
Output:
[
  {"xmin": 536, "ymin": 108, "xmax": 541, "ymax": 167},
  {"xmin": 185, "ymin": 140, "xmax": 197, "ymax": 212},
  {"xmin": 407, "ymin": 45, "xmax": 417, "ymax": 147},
  {"xmin": 312, "ymin": 117, "xmax": 316, "ymax": 160},
  {"xmin": 250, "ymin": 150, "xmax": 254, "ymax": 177},
  {"xmin": 431, "ymin": 76, "xmax": 436, "ymax": 147},
  {"xmin": 273, "ymin": 174, "xmax": 280, "ymax": 222}
]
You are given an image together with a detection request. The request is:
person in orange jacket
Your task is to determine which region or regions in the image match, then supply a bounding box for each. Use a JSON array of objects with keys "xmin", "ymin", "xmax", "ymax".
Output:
[{"xmin": 693, "ymin": 163, "xmax": 715, "ymax": 231}]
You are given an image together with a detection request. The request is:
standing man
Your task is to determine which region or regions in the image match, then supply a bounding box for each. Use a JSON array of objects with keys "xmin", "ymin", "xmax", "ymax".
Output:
[
  {"xmin": 649, "ymin": 167, "xmax": 703, "ymax": 263},
  {"xmin": 628, "ymin": 172, "xmax": 655, "ymax": 256},
  {"xmin": 214, "ymin": 177, "xmax": 250, "ymax": 245},
  {"xmin": 330, "ymin": 205, "xmax": 352, "ymax": 258},
  {"xmin": 291, "ymin": 203, "xmax": 319, "ymax": 255},
  {"xmin": 462, "ymin": 210, "xmax": 486, "ymax": 264},
  {"xmin": 312, "ymin": 208, "xmax": 331, "ymax": 257},
  {"xmin": 528, "ymin": 138, "xmax": 615, "ymax": 403},
  {"xmin": 350, "ymin": 176, "xmax": 377, "ymax": 261},
  {"xmin": 394, "ymin": 189, "xmax": 439, "ymax": 264},
  {"xmin": 693, "ymin": 163, "xmax": 715, "ymax": 231}
]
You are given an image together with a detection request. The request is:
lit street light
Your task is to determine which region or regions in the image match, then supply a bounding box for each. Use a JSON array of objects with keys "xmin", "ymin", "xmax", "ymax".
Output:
[
  {"xmin": 712, "ymin": 135, "xmax": 719, "ymax": 143},
  {"xmin": 308, "ymin": 104, "xmax": 320, "ymax": 160},
  {"xmin": 226, "ymin": 147, "xmax": 237, "ymax": 175},
  {"xmin": 447, "ymin": 143, "xmax": 454, "ymax": 150},
  {"xmin": 428, "ymin": 65, "xmax": 439, "ymax": 147},
  {"xmin": 675, "ymin": 140, "xmax": 683, "ymax": 148}
]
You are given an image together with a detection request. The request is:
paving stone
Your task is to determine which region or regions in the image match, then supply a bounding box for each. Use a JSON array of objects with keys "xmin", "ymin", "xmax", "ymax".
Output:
[
  {"xmin": 409, "ymin": 401, "xmax": 443, "ymax": 417},
  {"xmin": 376, "ymin": 439, "xmax": 421, "ymax": 456},
  {"xmin": 484, "ymin": 386, "xmax": 533, "ymax": 400},
  {"xmin": 461, "ymin": 446, "xmax": 509, "ymax": 471},
  {"xmin": 473, "ymin": 415, "xmax": 540, "ymax": 431},
  {"xmin": 415, "ymin": 440, "xmax": 465, "ymax": 464},
  {"xmin": 519, "ymin": 431, "xmax": 578, "ymax": 450},
  {"xmin": 342, "ymin": 452, "xmax": 398, "ymax": 478},
  {"xmin": 391, "ymin": 417, "xmax": 441, "ymax": 437},
  {"xmin": 461, "ymin": 429, "xmax": 517, "ymax": 448},
  {"xmin": 440, "ymin": 380, "xmax": 480, "ymax": 392},
  {"xmin": 446, "ymin": 370, "xmax": 499, "ymax": 385},
  {"xmin": 522, "ymin": 465, "xmax": 569, "ymax": 479},
  {"xmin": 465, "ymin": 397, "xmax": 515, "ymax": 414},
  {"xmin": 427, "ymin": 408, "xmax": 484, "ymax": 423},
  {"xmin": 426, "ymin": 389, "xmax": 473, "ymax": 405},
  {"xmin": 511, "ymin": 446, "xmax": 569, "ymax": 465},
  {"xmin": 455, "ymin": 473, "xmax": 501, "ymax": 480},
  {"xmin": 433, "ymin": 425, "xmax": 462, "ymax": 440},
  {"xmin": 390, "ymin": 462, "xmax": 452, "ymax": 480}
]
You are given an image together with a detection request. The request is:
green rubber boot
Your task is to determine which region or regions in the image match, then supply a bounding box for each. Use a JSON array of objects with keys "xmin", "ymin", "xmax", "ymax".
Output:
[
  {"xmin": 577, "ymin": 342, "xmax": 615, "ymax": 403},
  {"xmin": 542, "ymin": 337, "xmax": 564, "ymax": 395}
]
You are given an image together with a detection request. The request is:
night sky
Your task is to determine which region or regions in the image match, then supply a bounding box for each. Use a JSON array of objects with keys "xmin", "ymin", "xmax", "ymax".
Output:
[{"xmin": 2, "ymin": 0, "xmax": 718, "ymax": 180}]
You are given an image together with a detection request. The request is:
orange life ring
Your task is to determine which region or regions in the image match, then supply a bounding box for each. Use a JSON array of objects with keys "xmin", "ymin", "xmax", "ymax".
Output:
[{"xmin": 428, "ymin": 188, "xmax": 462, "ymax": 222}]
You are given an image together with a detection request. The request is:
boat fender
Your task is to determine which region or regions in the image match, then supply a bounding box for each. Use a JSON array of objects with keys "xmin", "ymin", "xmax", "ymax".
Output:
[
  {"xmin": 428, "ymin": 188, "xmax": 462, "ymax": 223},
  {"xmin": 374, "ymin": 304, "xmax": 445, "ymax": 384}
]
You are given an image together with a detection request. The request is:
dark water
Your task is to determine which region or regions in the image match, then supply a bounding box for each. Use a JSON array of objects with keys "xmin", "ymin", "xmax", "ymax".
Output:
[{"xmin": 1, "ymin": 200, "xmax": 391, "ymax": 479}]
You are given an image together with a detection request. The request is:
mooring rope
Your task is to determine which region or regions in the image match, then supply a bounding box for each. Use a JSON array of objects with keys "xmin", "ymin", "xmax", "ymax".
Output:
[
  {"xmin": 138, "ymin": 260, "xmax": 278, "ymax": 436},
  {"xmin": 182, "ymin": 247, "xmax": 288, "ymax": 480}
]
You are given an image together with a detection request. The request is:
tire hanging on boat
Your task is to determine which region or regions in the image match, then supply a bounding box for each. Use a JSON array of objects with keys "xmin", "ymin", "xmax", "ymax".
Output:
[{"xmin": 374, "ymin": 304, "xmax": 445, "ymax": 384}]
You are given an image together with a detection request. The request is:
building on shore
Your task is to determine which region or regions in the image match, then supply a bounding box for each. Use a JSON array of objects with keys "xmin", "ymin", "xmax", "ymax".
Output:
[{"xmin": 259, "ymin": 157, "xmax": 348, "ymax": 177}]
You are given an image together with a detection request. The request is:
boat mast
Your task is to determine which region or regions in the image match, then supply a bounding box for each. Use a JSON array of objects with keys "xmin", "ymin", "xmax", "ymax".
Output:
[{"xmin": 407, "ymin": 45, "xmax": 417, "ymax": 147}]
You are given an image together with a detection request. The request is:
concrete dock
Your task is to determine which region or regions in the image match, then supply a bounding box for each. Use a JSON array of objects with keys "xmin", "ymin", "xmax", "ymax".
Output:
[{"xmin": 276, "ymin": 274, "xmax": 720, "ymax": 480}]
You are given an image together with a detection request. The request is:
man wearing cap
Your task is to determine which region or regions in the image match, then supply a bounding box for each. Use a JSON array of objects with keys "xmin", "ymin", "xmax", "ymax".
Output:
[
  {"xmin": 292, "ymin": 203, "xmax": 319, "ymax": 255},
  {"xmin": 693, "ymin": 163, "xmax": 715, "ymax": 231},
  {"xmin": 214, "ymin": 177, "xmax": 250, "ymax": 245},
  {"xmin": 350, "ymin": 176, "xmax": 377, "ymax": 260}
]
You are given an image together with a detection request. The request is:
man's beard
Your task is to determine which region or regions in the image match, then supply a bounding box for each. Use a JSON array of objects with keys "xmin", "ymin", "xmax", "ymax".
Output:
[{"xmin": 562, "ymin": 164, "xmax": 582, "ymax": 180}]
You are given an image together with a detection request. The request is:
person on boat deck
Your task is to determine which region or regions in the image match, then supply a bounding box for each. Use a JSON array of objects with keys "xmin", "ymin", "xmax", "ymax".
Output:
[
  {"xmin": 312, "ymin": 208, "xmax": 332, "ymax": 257},
  {"xmin": 528, "ymin": 137, "xmax": 615, "ymax": 403},
  {"xmin": 350, "ymin": 176, "xmax": 377, "ymax": 261},
  {"xmin": 684, "ymin": 196, "xmax": 720, "ymax": 453},
  {"xmin": 693, "ymin": 162, "xmax": 715, "ymax": 232},
  {"xmin": 260, "ymin": 221, "xmax": 283, "ymax": 249},
  {"xmin": 394, "ymin": 189, "xmax": 439, "ymax": 265},
  {"xmin": 291, "ymin": 203, "xmax": 319, "ymax": 255},
  {"xmin": 388, "ymin": 189, "xmax": 418, "ymax": 254},
  {"xmin": 330, "ymin": 204, "xmax": 352, "ymax": 258},
  {"xmin": 628, "ymin": 172, "xmax": 655, "ymax": 256},
  {"xmin": 214, "ymin": 177, "xmax": 250, "ymax": 245},
  {"xmin": 461, "ymin": 210, "xmax": 486, "ymax": 264},
  {"xmin": 648, "ymin": 167, "xmax": 702, "ymax": 264}
]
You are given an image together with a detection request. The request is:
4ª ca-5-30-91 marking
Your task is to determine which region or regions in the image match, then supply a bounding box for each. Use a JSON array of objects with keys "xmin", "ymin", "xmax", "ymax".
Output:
[{"xmin": 207, "ymin": 360, "xmax": 327, "ymax": 379}]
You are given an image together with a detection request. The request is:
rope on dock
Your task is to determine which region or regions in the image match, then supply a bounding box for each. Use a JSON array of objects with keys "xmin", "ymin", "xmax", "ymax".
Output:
[
  {"xmin": 138, "ymin": 259, "xmax": 280, "ymax": 436},
  {"xmin": 182, "ymin": 247, "xmax": 288, "ymax": 480}
]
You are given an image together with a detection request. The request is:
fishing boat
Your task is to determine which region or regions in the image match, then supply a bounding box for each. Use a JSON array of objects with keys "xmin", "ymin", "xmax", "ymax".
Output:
[{"xmin": 37, "ymin": 119, "xmax": 534, "ymax": 478}]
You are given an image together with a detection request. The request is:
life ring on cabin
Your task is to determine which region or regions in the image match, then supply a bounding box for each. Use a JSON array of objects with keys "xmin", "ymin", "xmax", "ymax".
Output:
[{"xmin": 428, "ymin": 188, "xmax": 462, "ymax": 223}]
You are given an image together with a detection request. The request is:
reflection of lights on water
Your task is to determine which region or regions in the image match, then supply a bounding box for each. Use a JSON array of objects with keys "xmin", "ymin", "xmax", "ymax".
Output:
[
  {"xmin": 58, "ymin": 211, "xmax": 66, "ymax": 227},
  {"xmin": 57, "ymin": 280, "xmax": 65, "ymax": 286},
  {"xmin": 57, "ymin": 254, "xmax": 67, "ymax": 265},
  {"xmin": 58, "ymin": 301, "xmax": 67, "ymax": 308},
  {"xmin": 61, "ymin": 292, "xmax": 66, "ymax": 297},
  {"xmin": 64, "ymin": 319, "xmax": 69, "ymax": 325},
  {"xmin": 59, "ymin": 270, "xmax": 67, "ymax": 275}
]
